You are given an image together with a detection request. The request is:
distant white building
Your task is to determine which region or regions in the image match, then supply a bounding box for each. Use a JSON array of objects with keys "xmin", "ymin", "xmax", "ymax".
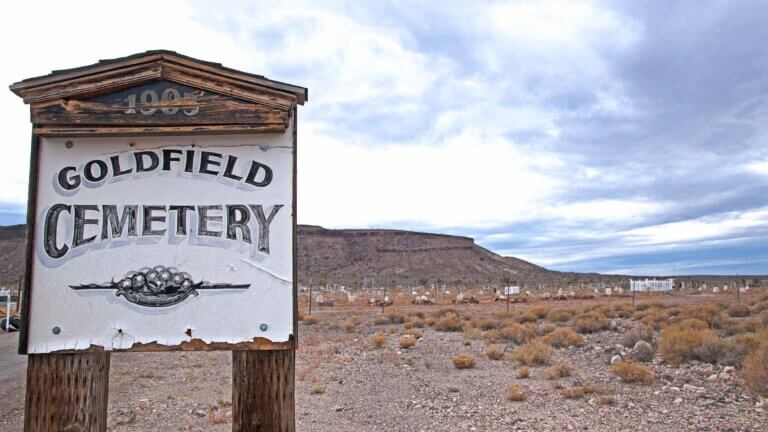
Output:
[{"xmin": 630, "ymin": 279, "xmax": 674, "ymax": 292}]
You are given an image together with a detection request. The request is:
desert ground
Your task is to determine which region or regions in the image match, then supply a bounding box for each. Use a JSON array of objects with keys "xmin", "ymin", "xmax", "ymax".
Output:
[{"xmin": 0, "ymin": 290, "xmax": 767, "ymax": 431}]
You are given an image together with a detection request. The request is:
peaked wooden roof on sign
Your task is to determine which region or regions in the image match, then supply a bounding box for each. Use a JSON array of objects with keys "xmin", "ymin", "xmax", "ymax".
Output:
[
  {"xmin": 10, "ymin": 50, "xmax": 308, "ymax": 106},
  {"xmin": 9, "ymin": 50, "xmax": 307, "ymax": 136}
]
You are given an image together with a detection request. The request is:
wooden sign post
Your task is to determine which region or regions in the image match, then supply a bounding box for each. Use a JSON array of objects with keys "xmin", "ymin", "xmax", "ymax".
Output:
[{"xmin": 10, "ymin": 50, "xmax": 307, "ymax": 432}]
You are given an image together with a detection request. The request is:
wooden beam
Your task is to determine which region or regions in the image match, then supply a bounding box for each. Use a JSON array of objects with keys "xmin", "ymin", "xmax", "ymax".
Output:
[
  {"xmin": 33, "ymin": 123, "xmax": 287, "ymax": 137},
  {"xmin": 24, "ymin": 353, "xmax": 110, "ymax": 432},
  {"xmin": 232, "ymin": 349, "xmax": 295, "ymax": 432}
]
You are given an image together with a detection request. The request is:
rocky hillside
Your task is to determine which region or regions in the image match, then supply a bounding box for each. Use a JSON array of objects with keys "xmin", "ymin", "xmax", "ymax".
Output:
[
  {"xmin": 297, "ymin": 225, "xmax": 554, "ymax": 286},
  {"xmin": 0, "ymin": 225, "xmax": 25, "ymax": 285}
]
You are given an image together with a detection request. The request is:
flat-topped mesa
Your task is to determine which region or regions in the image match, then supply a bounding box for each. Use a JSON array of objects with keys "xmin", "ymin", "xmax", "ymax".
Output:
[{"xmin": 297, "ymin": 225, "xmax": 475, "ymax": 243}]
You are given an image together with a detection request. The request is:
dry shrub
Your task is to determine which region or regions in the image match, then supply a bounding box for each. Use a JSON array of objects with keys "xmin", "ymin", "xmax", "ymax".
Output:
[
  {"xmin": 409, "ymin": 311, "xmax": 425, "ymax": 319},
  {"xmin": 474, "ymin": 317, "xmax": 501, "ymax": 330},
  {"xmin": 409, "ymin": 317, "xmax": 427, "ymax": 328},
  {"xmin": 635, "ymin": 301, "xmax": 662, "ymax": 311},
  {"xmin": 574, "ymin": 312, "xmax": 610, "ymax": 334},
  {"xmin": 596, "ymin": 305, "xmax": 615, "ymax": 318},
  {"xmin": 516, "ymin": 365, "xmax": 530, "ymax": 378},
  {"xmin": 386, "ymin": 326, "xmax": 398, "ymax": 335},
  {"xmin": 486, "ymin": 346, "xmax": 505, "ymax": 360},
  {"xmin": 506, "ymin": 384, "xmax": 527, "ymax": 401},
  {"xmin": 371, "ymin": 332, "xmax": 387, "ymax": 348},
  {"xmin": 729, "ymin": 332, "xmax": 762, "ymax": 356},
  {"xmin": 675, "ymin": 318, "xmax": 709, "ymax": 331},
  {"xmin": 434, "ymin": 307, "xmax": 459, "ymax": 318},
  {"xmin": 659, "ymin": 322, "xmax": 717, "ymax": 364},
  {"xmin": 404, "ymin": 328, "xmax": 423, "ymax": 339},
  {"xmin": 684, "ymin": 304, "xmax": 722, "ymax": 326},
  {"xmin": 451, "ymin": 354, "xmax": 477, "ymax": 369},
  {"xmin": 388, "ymin": 312, "xmax": 407, "ymax": 324},
  {"xmin": 310, "ymin": 382, "xmax": 327, "ymax": 394},
  {"xmin": 742, "ymin": 339, "xmax": 768, "ymax": 396},
  {"xmin": 342, "ymin": 322, "xmax": 357, "ymax": 333},
  {"xmin": 692, "ymin": 337, "xmax": 734, "ymax": 365},
  {"xmin": 640, "ymin": 310, "xmax": 669, "ymax": 330},
  {"xmin": 398, "ymin": 336, "xmax": 416, "ymax": 349},
  {"xmin": 561, "ymin": 381, "xmax": 599, "ymax": 399},
  {"xmin": 514, "ymin": 311, "xmax": 538, "ymax": 324},
  {"xmin": 373, "ymin": 316, "xmax": 390, "ymax": 325},
  {"xmin": 206, "ymin": 407, "xmax": 231, "ymax": 424},
  {"xmin": 403, "ymin": 322, "xmax": 413, "ymax": 330},
  {"xmin": 546, "ymin": 309, "xmax": 572, "ymax": 323},
  {"xmin": 728, "ymin": 304, "xmax": 751, "ymax": 317},
  {"xmin": 632, "ymin": 341, "xmax": 655, "ymax": 363},
  {"xmin": 435, "ymin": 313, "xmax": 463, "ymax": 332},
  {"xmin": 531, "ymin": 306, "xmax": 551, "ymax": 319},
  {"xmin": 303, "ymin": 316, "xmax": 319, "ymax": 326},
  {"xmin": 611, "ymin": 361, "xmax": 654, "ymax": 385},
  {"xmin": 596, "ymin": 395, "xmax": 615, "ymax": 405},
  {"xmin": 537, "ymin": 322, "xmax": 557, "ymax": 336},
  {"xmin": 543, "ymin": 362, "xmax": 571, "ymax": 379},
  {"xmin": 542, "ymin": 327, "xmax": 585, "ymax": 348},
  {"xmin": 621, "ymin": 325, "xmax": 654, "ymax": 348},
  {"xmin": 500, "ymin": 323, "xmax": 536, "ymax": 344},
  {"xmin": 510, "ymin": 339, "xmax": 553, "ymax": 366},
  {"xmin": 613, "ymin": 303, "xmax": 634, "ymax": 318}
]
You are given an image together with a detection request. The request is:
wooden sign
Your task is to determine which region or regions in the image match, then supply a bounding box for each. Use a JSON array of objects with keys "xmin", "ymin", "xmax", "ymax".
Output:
[
  {"xmin": 28, "ymin": 133, "xmax": 294, "ymax": 353},
  {"xmin": 11, "ymin": 50, "xmax": 307, "ymax": 431}
]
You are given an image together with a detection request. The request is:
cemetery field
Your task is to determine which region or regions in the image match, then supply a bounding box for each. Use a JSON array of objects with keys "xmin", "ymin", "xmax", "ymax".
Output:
[{"xmin": 0, "ymin": 291, "xmax": 767, "ymax": 431}]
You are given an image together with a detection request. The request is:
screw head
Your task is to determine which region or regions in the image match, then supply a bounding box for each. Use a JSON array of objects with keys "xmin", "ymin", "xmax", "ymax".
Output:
[
  {"xmin": 259, "ymin": 323, "xmax": 268, "ymax": 331},
  {"xmin": 51, "ymin": 326, "xmax": 61, "ymax": 335},
  {"xmin": 64, "ymin": 141, "xmax": 73, "ymax": 149}
]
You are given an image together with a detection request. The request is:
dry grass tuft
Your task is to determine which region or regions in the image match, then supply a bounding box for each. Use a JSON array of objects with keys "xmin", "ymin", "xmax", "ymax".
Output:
[
  {"xmin": 516, "ymin": 365, "xmax": 530, "ymax": 378},
  {"xmin": 499, "ymin": 323, "xmax": 536, "ymax": 344},
  {"xmin": 542, "ymin": 327, "xmax": 586, "ymax": 348},
  {"xmin": 546, "ymin": 309, "xmax": 572, "ymax": 323},
  {"xmin": 434, "ymin": 313, "xmax": 463, "ymax": 332},
  {"xmin": 741, "ymin": 330, "xmax": 768, "ymax": 396},
  {"xmin": 474, "ymin": 317, "xmax": 501, "ymax": 330},
  {"xmin": 574, "ymin": 312, "xmax": 610, "ymax": 333},
  {"xmin": 596, "ymin": 395, "xmax": 615, "ymax": 405},
  {"xmin": 371, "ymin": 332, "xmax": 387, "ymax": 348},
  {"xmin": 611, "ymin": 361, "xmax": 654, "ymax": 385},
  {"xmin": 543, "ymin": 362, "xmax": 571, "ymax": 379},
  {"xmin": 342, "ymin": 321, "xmax": 357, "ymax": 333},
  {"xmin": 403, "ymin": 328, "xmax": 423, "ymax": 339},
  {"xmin": 659, "ymin": 321, "xmax": 717, "ymax": 364},
  {"xmin": 510, "ymin": 339, "xmax": 553, "ymax": 366},
  {"xmin": 398, "ymin": 336, "xmax": 417, "ymax": 349},
  {"xmin": 560, "ymin": 381, "xmax": 599, "ymax": 399},
  {"xmin": 303, "ymin": 316, "xmax": 319, "ymax": 326},
  {"xmin": 451, "ymin": 354, "xmax": 477, "ymax": 369},
  {"xmin": 514, "ymin": 311, "xmax": 538, "ymax": 324},
  {"xmin": 386, "ymin": 325, "xmax": 398, "ymax": 335},
  {"xmin": 728, "ymin": 304, "xmax": 752, "ymax": 318},
  {"xmin": 506, "ymin": 384, "xmax": 527, "ymax": 401},
  {"xmin": 310, "ymin": 382, "xmax": 327, "ymax": 394},
  {"xmin": 485, "ymin": 346, "xmax": 505, "ymax": 360}
]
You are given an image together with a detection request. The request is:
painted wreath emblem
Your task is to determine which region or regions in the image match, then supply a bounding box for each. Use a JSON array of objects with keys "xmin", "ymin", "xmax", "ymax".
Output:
[{"xmin": 69, "ymin": 265, "xmax": 250, "ymax": 307}]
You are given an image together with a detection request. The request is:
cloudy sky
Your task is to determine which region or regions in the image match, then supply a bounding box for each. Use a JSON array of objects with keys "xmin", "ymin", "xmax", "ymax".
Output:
[{"xmin": 1, "ymin": 1, "xmax": 767, "ymax": 275}]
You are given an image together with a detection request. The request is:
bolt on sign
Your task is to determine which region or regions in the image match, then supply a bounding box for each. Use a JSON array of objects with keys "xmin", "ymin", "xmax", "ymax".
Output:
[{"xmin": 11, "ymin": 51, "xmax": 306, "ymax": 431}]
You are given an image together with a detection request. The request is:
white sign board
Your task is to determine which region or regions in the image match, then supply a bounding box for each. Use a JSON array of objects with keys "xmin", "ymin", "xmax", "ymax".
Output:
[
  {"xmin": 27, "ymin": 131, "xmax": 294, "ymax": 353},
  {"xmin": 630, "ymin": 279, "xmax": 673, "ymax": 292},
  {"xmin": 505, "ymin": 286, "xmax": 520, "ymax": 295}
]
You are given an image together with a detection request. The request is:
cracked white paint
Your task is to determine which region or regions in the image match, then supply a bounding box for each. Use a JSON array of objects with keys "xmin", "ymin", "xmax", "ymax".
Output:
[{"xmin": 27, "ymin": 126, "xmax": 294, "ymax": 353}]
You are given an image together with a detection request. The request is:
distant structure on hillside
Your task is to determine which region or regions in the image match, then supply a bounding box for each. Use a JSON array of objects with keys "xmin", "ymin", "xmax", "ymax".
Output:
[{"xmin": 630, "ymin": 278, "xmax": 674, "ymax": 292}]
